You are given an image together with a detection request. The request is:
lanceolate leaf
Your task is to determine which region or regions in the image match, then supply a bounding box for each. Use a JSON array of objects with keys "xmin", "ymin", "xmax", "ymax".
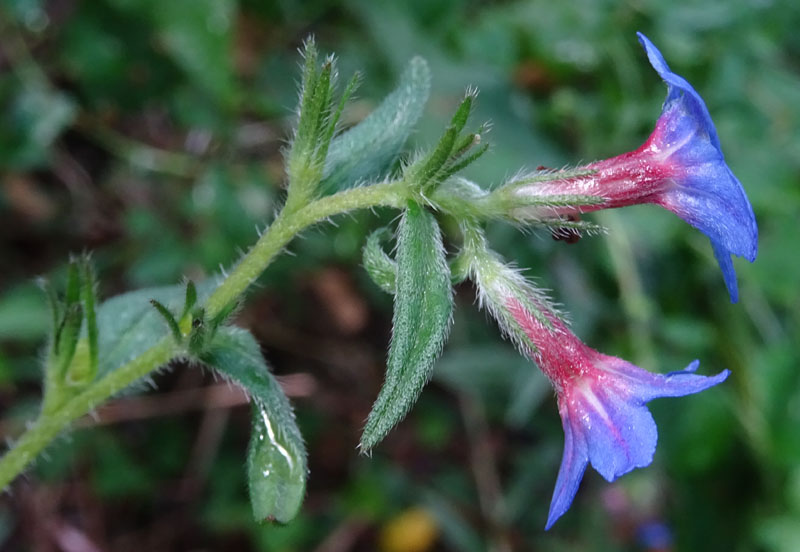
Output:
[
  {"xmin": 202, "ymin": 327, "xmax": 307, "ymax": 524},
  {"xmin": 321, "ymin": 57, "xmax": 431, "ymax": 193},
  {"xmin": 360, "ymin": 202, "xmax": 453, "ymax": 452}
]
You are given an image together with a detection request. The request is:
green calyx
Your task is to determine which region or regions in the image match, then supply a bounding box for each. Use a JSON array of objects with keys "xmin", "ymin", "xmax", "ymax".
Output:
[
  {"xmin": 284, "ymin": 38, "xmax": 361, "ymax": 213},
  {"xmin": 404, "ymin": 91, "xmax": 489, "ymax": 195},
  {"xmin": 457, "ymin": 221, "xmax": 560, "ymax": 354},
  {"xmin": 41, "ymin": 255, "xmax": 100, "ymax": 412},
  {"xmin": 150, "ymin": 280, "xmax": 236, "ymax": 357}
]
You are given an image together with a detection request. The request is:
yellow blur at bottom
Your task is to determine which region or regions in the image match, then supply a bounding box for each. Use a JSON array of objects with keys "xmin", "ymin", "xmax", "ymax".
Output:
[{"xmin": 379, "ymin": 507, "xmax": 440, "ymax": 552}]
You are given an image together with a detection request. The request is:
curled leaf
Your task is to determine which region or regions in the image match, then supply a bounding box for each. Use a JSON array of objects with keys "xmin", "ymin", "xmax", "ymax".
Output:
[
  {"xmin": 202, "ymin": 327, "xmax": 307, "ymax": 524},
  {"xmin": 362, "ymin": 227, "xmax": 397, "ymax": 295}
]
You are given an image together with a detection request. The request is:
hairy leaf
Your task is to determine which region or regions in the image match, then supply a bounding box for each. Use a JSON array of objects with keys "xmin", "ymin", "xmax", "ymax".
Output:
[
  {"xmin": 321, "ymin": 57, "xmax": 431, "ymax": 193},
  {"xmin": 202, "ymin": 327, "xmax": 307, "ymax": 524},
  {"xmin": 361, "ymin": 202, "xmax": 453, "ymax": 451},
  {"xmin": 91, "ymin": 278, "xmax": 219, "ymax": 380}
]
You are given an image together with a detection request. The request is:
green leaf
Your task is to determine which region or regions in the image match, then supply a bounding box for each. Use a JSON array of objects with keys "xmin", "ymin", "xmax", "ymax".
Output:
[
  {"xmin": 285, "ymin": 45, "xmax": 346, "ymax": 213},
  {"xmin": 319, "ymin": 72, "xmax": 361, "ymax": 163},
  {"xmin": 448, "ymin": 91, "xmax": 474, "ymax": 135},
  {"xmin": 65, "ymin": 261, "xmax": 81, "ymax": 307},
  {"xmin": 202, "ymin": 327, "xmax": 307, "ymax": 524},
  {"xmin": 362, "ymin": 227, "xmax": 397, "ymax": 295},
  {"xmin": 360, "ymin": 202, "xmax": 453, "ymax": 451},
  {"xmin": 66, "ymin": 258, "xmax": 100, "ymax": 385},
  {"xmin": 440, "ymin": 141, "xmax": 489, "ymax": 181},
  {"xmin": 187, "ymin": 306, "xmax": 206, "ymax": 354},
  {"xmin": 91, "ymin": 278, "xmax": 219, "ymax": 380},
  {"xmin": 307, "ymin": 60, "xmax": 334, "ymax": 156},
  {"xmin": 321, "ymin": 57, "xmax": 431, "ymax": 193},
  {"xmin": 405, "ymin": 91, "xmax": 485, "ymax": 193},
  {"xmin": 292, "ymin": 37, "xmax": 320, "ymax": 158}
]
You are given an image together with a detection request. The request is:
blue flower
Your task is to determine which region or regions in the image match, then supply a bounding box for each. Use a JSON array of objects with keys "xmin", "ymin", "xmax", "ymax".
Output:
[
  {"xmin": 497, "ymin": 294, "xmax": 729, "ymax": 529},
  {"xmin": 509, "ymin": 33, "xmax": 758, "ymax": 302},
  {"xmin": 546, "ymin": 354, "xmax": 729, "ymax": 529}
]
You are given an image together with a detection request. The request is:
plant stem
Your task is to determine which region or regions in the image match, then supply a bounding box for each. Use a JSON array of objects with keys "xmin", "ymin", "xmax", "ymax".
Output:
[
  {"xmin": 0, "ymin": 340, "xmax": 175, "ymax": 489},
  {"xmin": 0, "ymin": 180, "xmax": 407, "ymax": 489},
  {"xmin": 205, "ymin": 180, "xmax": 406, "ymax": 319}
]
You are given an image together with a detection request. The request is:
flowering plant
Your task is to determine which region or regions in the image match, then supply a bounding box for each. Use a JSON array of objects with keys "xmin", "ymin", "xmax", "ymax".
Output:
[{"xmin": 0, "ymin": 33, "xmax": 755, "ymax": 529}]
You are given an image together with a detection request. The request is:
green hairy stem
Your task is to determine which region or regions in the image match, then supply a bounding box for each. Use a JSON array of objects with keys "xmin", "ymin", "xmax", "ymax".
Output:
[{"xmin": 0, "ymin": 180, "xmax": 406, "ymax": 489}]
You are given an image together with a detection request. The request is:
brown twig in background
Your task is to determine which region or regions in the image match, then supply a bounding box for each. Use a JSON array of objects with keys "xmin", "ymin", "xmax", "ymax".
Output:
[
  {"xmin": 313, "ymin": 517, "xmax": 371, "ymax": 552},
  {"xmin": 177, "ymin": 408, "xmax": 231, "ymax": 500},
  {"xmin": 77, "ymin": 373, "xmax": 316, "ymax": 428}
]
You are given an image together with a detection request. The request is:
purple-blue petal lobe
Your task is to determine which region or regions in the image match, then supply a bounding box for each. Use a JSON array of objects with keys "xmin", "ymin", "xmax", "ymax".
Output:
[
  {"xmin": 636, "ymin": 31, "xmax": 720, "ymax": 149},
  {"xmin": 712, "ymin": 240, "xmax": 741, "ymax": 303},
  {"xmin": 582, "ymin": 384, "xmax": 658, "ymax": 482},
  {"xmin": 546, "ymin": 408, "xmax": 589, "ymax": 530}
]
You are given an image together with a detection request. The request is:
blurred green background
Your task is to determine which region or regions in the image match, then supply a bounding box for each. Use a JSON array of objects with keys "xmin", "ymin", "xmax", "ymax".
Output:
[{"xmin": 0, "ymin": 0, "xmax": 798, "ymax": 550}]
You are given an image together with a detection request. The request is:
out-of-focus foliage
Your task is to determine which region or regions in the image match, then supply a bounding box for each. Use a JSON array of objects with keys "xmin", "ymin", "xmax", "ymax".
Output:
[{"xmin": 0, "ymin": 0, "xmax": 797, "ymax": 550}]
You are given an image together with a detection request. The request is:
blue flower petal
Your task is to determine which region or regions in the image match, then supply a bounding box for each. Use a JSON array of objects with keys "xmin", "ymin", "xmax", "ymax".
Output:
[
  {"xmin": 712, "ymin": 240, "xmax": 740, "ymax": 303},
  {"xmin": 545, "ymin": 358, "xmax": 729, "ymax": 529},
  {"xmin": 637, "ymin": 32, "xmax": 720, "ymax": 149},
  {"xmin": 583, "ymin": 385, "xmax": 658, "ymax": 481},
  {"xmin": 637, "ymin": 32, "xmax": 758, "ymax": 302},
  {"xmin": 602, "ymin": 357, "xmax": 731, "ymax": 402},
  {"xmin": 546, "ymin": 406, "xmax": 589, "ymax": 530}
]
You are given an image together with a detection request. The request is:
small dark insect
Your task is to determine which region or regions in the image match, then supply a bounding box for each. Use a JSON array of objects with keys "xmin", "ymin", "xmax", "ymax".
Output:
[{"xmin": 551, "ymin": 213, "xmax": 583, "ymax": 244}]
